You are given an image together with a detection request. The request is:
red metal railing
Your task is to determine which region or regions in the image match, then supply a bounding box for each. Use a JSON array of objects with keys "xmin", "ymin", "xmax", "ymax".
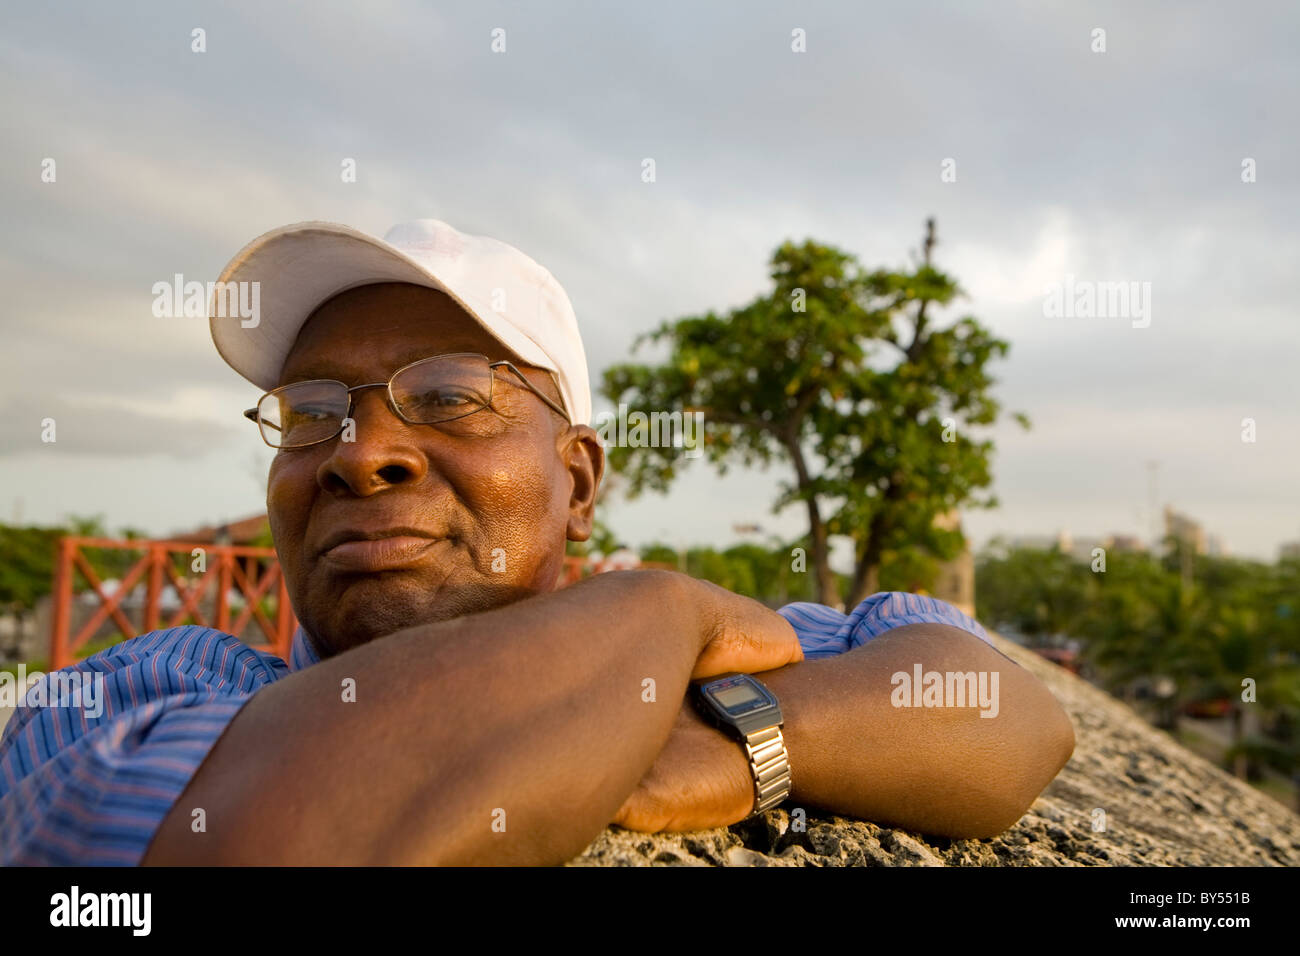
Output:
[
  {"xmin": 49, "ymin": 537, "xmax": 295, "ymax": 669},
  {"xmin": 49, "ymin": 537, "xmax": 672, "ymax": 669}
]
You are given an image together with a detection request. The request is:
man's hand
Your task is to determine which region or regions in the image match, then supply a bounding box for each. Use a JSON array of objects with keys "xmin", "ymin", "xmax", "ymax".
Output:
[
  {"xmin": 688, "ymin": 574, "xmax": 804, "ymax": 677},
  {"xmin": 612, "ymin": 696, "xmax": 755, "ymax": 832},
  {"xmin": 610, "ymin": 573, "xmax": 801, "ymax": 833}
]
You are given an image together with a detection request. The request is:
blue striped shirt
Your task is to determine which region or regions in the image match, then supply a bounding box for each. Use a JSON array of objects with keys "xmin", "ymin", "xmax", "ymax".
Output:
[{"xmin": 0, "ymin": 591, "xmax": 990, "ymax": 865}]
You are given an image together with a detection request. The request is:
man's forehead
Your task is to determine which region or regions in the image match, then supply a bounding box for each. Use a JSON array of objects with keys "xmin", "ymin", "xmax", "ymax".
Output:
[{"xmin": 280, "ymin": 284, "xmax": 514, "ymax": 382}]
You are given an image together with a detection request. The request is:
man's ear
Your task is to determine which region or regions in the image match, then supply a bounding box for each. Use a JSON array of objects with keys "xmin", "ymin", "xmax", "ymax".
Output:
[{"xmin": 560, "ymin": 424, "xmax": 605, "ymax": 542}]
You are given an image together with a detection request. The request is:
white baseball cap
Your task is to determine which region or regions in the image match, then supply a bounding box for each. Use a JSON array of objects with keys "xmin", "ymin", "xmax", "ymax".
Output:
[{"xmin": 208, "ymin": 219, "xmax": 591, "ymax": 426}]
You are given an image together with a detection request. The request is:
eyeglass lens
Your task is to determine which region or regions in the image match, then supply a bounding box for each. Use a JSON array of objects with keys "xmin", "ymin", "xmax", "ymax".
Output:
[{"xmin": 256, "ymin": 355, "xmax": 495, "ymax": 448}]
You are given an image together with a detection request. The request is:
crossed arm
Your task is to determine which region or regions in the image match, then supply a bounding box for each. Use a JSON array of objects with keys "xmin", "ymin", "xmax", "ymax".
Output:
[
  {"xmin": 142, "ymin": 570, "xmax": 1073, "ymax": 865},
  {"xmin": 616, "ymin": 622, "xmax": 1075, "ymax": 838}
]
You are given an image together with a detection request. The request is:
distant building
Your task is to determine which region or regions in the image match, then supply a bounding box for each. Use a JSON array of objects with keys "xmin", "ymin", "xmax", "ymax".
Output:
[
  {"xmin": 1064, "ymin": 535, "xmax": 1107, "ymax": 563},
  {"xmin": 1107, "ymin": 535, "xmax": 1146, "ymax": 554},
  {"xmin": 1069, "ymin": 533, "xmax": 1152, "ymax": 562},
  {"xmin": 1164, "ymin": 507, "xmax": 1207, "ymax": 556},
  {"xmin": 1006, "ymin": 531, "xmax": 1070, "ymax": 552},
  {"xmin": 1000, "ymin": 530, "xmax": 1147, "ymax": 562},
  {"xmin": 1280, "ymin": 541, "xmax": 1300, "ymax": 561}
]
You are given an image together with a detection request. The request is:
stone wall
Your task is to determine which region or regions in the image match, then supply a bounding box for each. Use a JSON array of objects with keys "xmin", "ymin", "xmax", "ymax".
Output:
[{"xmin": 570, "ymin": 629, "xmax": 1300, "ymax": 866}]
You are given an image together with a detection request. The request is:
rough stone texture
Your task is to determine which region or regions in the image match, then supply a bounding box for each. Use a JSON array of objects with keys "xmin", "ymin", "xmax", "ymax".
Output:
[{"xmin": 568, "ymin": 630, "xmax": 1300, "ymax": 866}]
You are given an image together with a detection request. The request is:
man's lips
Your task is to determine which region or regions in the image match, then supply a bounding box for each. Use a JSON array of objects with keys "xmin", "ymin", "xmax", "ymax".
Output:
[{"xmin": 318, "ymin": 529, "xmax": 446, "ymax": 572}]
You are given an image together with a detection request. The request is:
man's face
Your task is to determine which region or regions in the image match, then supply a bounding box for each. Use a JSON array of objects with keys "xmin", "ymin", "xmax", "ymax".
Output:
[{"xmin": 266, "ymin": 282, "xmax": 602, "ymax": 657}]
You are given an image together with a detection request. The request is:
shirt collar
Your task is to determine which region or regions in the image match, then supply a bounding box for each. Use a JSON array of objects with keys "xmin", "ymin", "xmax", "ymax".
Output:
[{"xmin": 288, "ymin": 624, "xmax": 322, "ymax": 671}]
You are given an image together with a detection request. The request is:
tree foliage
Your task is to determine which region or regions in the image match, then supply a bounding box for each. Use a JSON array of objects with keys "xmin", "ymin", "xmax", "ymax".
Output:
[
  {"xmin": 0, "ymin": 517, "xmax": 155, "ymax": 612},
  {"xmin": 976, "ymin": 543, "xmax": 1300, "ymax": 774},
  {"xmin": 602, "ymin": 220, "xmax": 1024, "ymax": 607}
]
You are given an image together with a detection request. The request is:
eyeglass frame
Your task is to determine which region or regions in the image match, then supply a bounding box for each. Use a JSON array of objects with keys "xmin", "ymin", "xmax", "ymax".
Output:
[{"xmin": 242, "ymin": 351, "xmax": 571, "ymax": 450}]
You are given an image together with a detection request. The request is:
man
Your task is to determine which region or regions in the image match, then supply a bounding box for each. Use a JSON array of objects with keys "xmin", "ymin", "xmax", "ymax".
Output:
[{"xmin": 0, "ymin": 220, "xmax": 1074, "ymax": 865}]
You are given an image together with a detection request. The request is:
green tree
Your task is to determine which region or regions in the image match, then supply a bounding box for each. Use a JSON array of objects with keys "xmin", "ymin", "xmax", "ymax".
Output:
[
  {"xmin": 877, "ymin": 547, "xmax": 941, "ymax": 595},
  {"xmin": 0, "ymin": 524, "xmax": 64, "ymax": 610},
  {"xmin": 975, "ymin": 541, "xmax": 1090, "ymax": 640},
  {"xmin": 602, "ymin": 220, "xmax": 1025, "ymax": 607},
  {"xmin": 973, "ymin": 540, "xmax": 1300, "ymax": 779},
  {"xmin": 636, "ymin": 539, "xmax": 824, "ymax": 606},
  {"xmin": 1082, "ymin": 557, "xmax": 1211, "ymax": 731},
  {"xmin": 64, "ymin": 514, "xmax": 107, "ymax": 538}
]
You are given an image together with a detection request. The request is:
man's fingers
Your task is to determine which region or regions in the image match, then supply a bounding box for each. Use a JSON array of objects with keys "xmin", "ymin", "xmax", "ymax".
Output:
[{"xmin": 692, "ymin": 600, "xmax": 803, "ymax": 678}]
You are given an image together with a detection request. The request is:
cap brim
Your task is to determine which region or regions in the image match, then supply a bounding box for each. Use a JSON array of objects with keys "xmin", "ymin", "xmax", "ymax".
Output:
[{"xmin": 208, "ymin": 221, "xmax": 562, "ymax": 399}]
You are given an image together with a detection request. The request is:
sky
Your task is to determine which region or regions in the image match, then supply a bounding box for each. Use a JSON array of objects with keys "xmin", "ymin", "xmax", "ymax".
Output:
[{"xmin": 1, "ymin": 0, "xmax": 1297, "ymax": 566}]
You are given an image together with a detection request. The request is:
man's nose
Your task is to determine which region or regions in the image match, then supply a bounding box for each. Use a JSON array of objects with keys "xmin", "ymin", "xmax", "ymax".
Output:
[{"xmin": 315, "ymin": 388, "xmax": 429, "ymax": 496}]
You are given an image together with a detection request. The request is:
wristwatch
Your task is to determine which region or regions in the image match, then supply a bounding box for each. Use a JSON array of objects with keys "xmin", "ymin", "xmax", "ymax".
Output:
[{"xmin": 691, "ymin": 673, "xmax": 792, "ymax": 819}]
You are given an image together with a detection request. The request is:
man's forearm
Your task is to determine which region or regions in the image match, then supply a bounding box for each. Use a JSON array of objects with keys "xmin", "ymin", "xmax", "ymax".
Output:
[
  {"xmin": 762, "ymin": 623, "xmax": 1075, "ymax": 838},
  {"xmin": 143, "ymin": 570, "xmax": 706, "ymax": 865}
]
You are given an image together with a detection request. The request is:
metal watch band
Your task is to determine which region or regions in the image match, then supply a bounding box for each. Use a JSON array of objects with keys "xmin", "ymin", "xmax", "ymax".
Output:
[{"xmin": 742, "ymin": 724, "xmax": 792, "ymax": 818}]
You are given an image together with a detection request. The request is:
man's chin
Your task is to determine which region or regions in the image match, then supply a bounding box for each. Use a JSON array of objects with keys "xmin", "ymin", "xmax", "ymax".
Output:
[{"xmin": 299, "ymin": 571, "xmax": 533, "ymax": 654}]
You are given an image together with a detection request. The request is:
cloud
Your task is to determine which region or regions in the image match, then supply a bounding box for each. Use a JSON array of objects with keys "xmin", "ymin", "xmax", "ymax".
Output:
[
  {"xmin": 1, "ymin": 394, "xmax": 240, "ymax": 460},
  {"xmin": 0, "ymin": 0, "xmax": 1295, "ymax": 557}
]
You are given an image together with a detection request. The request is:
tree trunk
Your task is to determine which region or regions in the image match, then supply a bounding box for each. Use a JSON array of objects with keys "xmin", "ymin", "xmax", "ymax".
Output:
[
  {"xmin": 847, "ymin": 498, "xmax": 896, "ymax": 606},
  {"xmin": 786, "ymin": 435, "xmax": 840, "ymax": 608},
  {"xmin": 789, "ymin": 489, "xmax": 838, "ymax": 606},
  {"xmin": 847, "ymin": 544, "xmax": 882, "ymax": 607},
  {"xmin": 808, "ymin": 506, "xmax": 839, "ymax": 608}
]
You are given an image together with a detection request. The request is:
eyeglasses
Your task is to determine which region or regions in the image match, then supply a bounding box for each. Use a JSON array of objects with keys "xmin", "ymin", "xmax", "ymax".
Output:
[{"xmin": 243, "ymin": 352, "xmax": 570, "ymax": 449}]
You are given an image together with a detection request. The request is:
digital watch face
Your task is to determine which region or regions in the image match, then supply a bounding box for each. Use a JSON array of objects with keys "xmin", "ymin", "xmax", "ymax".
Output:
[{"xmin": 705, "ymin": 675, "xmax": 772, "ymax": 716}]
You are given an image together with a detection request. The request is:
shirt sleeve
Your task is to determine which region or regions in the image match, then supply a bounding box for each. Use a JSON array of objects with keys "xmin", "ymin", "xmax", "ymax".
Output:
[
  {"xmin": 0, "ymin": 625, "xmax": 288, "ymax": 865},
  {"xmin": 779, "ymin": 591, "xmax": 993, "ymax": 660}
]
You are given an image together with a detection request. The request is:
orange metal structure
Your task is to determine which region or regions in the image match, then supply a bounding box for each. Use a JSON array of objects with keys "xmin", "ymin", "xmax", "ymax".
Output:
[
  {"xmin": 49, "ymin": 537, "xmax": 295, "ymax": 669},
  {"xmin": 49, "ymin": 537, "xmax": 670, "ymax": 669}
]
